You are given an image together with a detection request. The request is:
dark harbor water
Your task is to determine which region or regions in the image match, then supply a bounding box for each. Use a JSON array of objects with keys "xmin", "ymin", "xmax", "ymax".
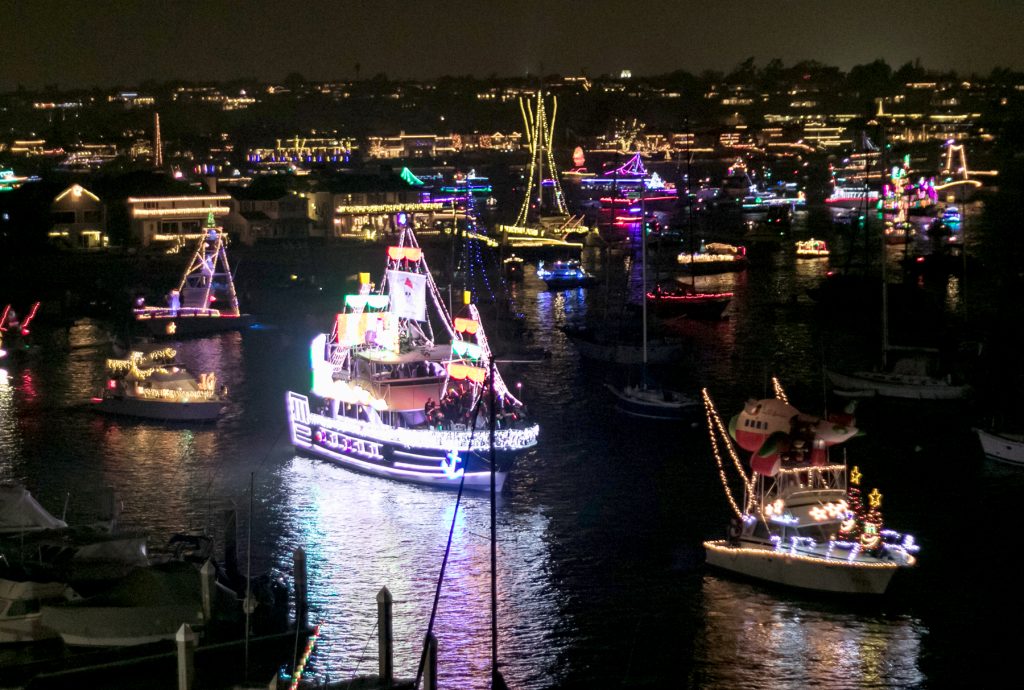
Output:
[{"xmin": 2, "ymin": 200, "xmax": 1022, "ymax": 688}]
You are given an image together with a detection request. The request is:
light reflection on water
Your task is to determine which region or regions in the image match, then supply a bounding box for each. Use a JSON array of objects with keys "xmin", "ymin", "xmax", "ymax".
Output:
[
  {"xmin": 693, "ymin": 576, "xmax": 925, "ymax": 690},
  {"xmin": 271, "ymin": 457, "xmax": 563, "ymax": 689},
  {"xmin": 11, "ymin": 200, "xmax": 1022, "ymax": 686}
]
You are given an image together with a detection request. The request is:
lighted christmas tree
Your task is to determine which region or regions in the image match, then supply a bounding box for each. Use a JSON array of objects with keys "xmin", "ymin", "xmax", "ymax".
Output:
[{"xmin": 840, "ymin": 465, "xmax": 867, "ymax": 541}]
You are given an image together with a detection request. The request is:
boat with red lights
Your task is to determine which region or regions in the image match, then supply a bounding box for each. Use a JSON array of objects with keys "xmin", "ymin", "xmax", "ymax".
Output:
[
  {"xmin": 0, "ymin": 302, "xmax": 41, "ymax": 357},
  {"xmin": 286, "ymin": 227, "xmax": 538, "ymax": 491},
  {"xmin": 702, "ymin": 387, "xmax": 919, "ymax": 594},
  {"xmin": 133, "ymin": 214, "xmax": 253, "ymax": 338},
  {"xmin": 92, "ymin": 347, "xmax": 227, "ymax": 421},
  {"xmin": 647, "ymin": 281, "xmax": 732, "ymax": 320}
]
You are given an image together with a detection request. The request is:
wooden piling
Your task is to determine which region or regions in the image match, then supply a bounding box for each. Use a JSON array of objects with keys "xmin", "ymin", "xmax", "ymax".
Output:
[
  {"xmin": 377, "ymin": 586, "xmax": 393, "ymax": 688},
  {"xmin": 175, "ymin": 623, "xmax": 197, "ymax": 690},
  {"xmin": 422, "ymin": 633, "xmax": 437, "ymax": 690},
  {"xmin": 200, "ymin": 559, "xmax": 215, "ymax": 622},
  {"xmin": 294, "ymin": 547, "xmax": 308, "ymax": 631}
]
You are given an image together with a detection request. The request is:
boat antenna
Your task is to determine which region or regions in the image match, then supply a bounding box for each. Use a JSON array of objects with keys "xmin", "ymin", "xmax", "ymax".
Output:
[
  {"xmin": 244, "ymin": 471, "xmax": 254, "ymax": 680},
  {"xmin": 640, "ymin": 172, "xmax": 648, "ymax": 378},
  {"xmin": 685, "ymin": 118, "xmax": 695, "ymax": 291}
]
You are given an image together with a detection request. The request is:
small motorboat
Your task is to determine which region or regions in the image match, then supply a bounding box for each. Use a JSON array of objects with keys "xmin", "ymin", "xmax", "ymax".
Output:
[
  {"xmin": 536, "ymin": 260, "xmax": 597, "ymax": 290},
  {"xmin": 974, "ymin": 427, "xmax": 1024, "ymax": 465}
]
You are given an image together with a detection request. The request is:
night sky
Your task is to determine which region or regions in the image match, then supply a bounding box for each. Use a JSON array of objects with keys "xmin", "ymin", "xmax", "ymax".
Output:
[{"xmin": 4, "ymin": 0, "xmax": 1023, "ymax": 89}]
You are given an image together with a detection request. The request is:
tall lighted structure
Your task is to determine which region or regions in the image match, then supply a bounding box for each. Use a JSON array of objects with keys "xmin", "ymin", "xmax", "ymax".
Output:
[
  {"xmin": 153, "ymin": 112, "xmax": 163, "ymax": 168},
  {"xmin": 514, "ymin": 91, "xmax": 568, "ymax": 225}
]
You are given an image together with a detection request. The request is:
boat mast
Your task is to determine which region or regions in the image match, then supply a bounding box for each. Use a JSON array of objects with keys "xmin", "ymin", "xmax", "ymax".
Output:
[
  {"xmin": 640, "ymin": 172, "xmax": 648, "ymax": 372},
  {"xmin": 686, "ymin": 120, "xmax": 695, "ymax": 290},
  {"xmin": 877, "ymin": 123, "xmax": 889, "ymax": 368},
  {"xmin": 488, "ymin": 356, "xmax": 501, "ymax": 688}
]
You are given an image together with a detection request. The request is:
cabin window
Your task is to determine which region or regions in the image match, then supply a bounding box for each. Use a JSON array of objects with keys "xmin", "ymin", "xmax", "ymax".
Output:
[{"xmin": 6, "ymin": 599, "xmax": 41, "ymax": 617}]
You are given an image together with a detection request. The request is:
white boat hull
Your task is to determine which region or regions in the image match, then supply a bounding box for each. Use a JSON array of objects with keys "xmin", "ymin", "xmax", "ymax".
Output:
[
  {"xmin": 974, "ymin": 428, "xmax": 1024, "ymax": 465},
  {"xmin": 604, "ymin": 384, "xmax": 699, "ymax": 420},
  {"xmin": 704, "ymin": 540, "xmax": 898, "ymax": 594},
  {"xmin": 287, "ymin": 392, "xmax": 536, "ymax": 492},
  {"xmin": 826, "ymin": 370, "xmax": 970, "ymax": 400},
  {"xmin": 93, "ymin": 396, "xmax": 224, "ymax": 421}
]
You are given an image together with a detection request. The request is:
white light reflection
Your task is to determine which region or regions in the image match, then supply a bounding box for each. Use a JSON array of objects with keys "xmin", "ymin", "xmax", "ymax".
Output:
[
  {"xmin": 694, "ymin": 576, "xmax": 925, "ymax": 688},
  {"xmin": 276, "ymin": 457, "xmax": 563, "ymax": 689}
]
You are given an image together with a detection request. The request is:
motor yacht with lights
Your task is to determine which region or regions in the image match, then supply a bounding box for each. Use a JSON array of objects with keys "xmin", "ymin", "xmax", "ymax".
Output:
[
  {"xmin": 677, "ymin": 241, "xmax": 748, "ymax": 275},
  {"xmin": 701, "ymin": 384, "xmax": 919, "ymax": 594},
  {"xmin": 92, "ymin": 347, "xmax": 227, "ymax": 421},
  {"xmin": 286, "ymin": 227, "xmax": 538, "ymax": 491},
  {"xmin": 133, "ymin": 213, "xmax": 253, "ymax": 338},
  {"xmin": 536, "ymin": 260, "xmax": 597, "ymax": 290}
]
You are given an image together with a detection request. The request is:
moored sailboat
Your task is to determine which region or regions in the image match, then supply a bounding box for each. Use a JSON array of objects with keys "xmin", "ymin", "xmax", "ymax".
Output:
[{"xmin": 605, "ymin": 179, "xmax": 698, "ymax": 420}]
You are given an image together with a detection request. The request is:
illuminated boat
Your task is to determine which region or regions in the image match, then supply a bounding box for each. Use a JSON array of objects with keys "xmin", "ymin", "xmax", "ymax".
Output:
[
  {"xmin": 702, "ymin": 389, "xmax": 919, "ymax": 594},
  {"xmin": 646, "ymin": 281, "xmax": 732, "ymax": 320},
  {"xmin": 0, "ymin": 302, "xmax": 40, "ymax": 357},
  {"xmin": 92, "ymin": 347, "xmax": 227, "ymax": 421},
  {"xmin": 974, "ymin": 427, "xmax": 1024, "ymax": 466},
  {"xmin": 133, "ymin": 214, "xmax": 253, "ymax": 338},
  {"xmin": 677, "ymin": 241, "xmax": 748, "ymax": 275},
  {"xmin": 795, "ymin": 238, "xmax": 830, "ymax": 258},
  {"xmin": 825, "ymin": 185, "xmax": 880, "ymax": 209},
  {"xmin": 286, "ymin": 229, "xmax": 539, "ymax": 492},
  {"xmin": 536, "ymin": 260, "xmax": 597, "ymax": 289}
]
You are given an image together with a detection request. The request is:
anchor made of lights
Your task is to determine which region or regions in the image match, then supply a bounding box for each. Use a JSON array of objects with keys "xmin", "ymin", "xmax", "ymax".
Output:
[{"xmin": 440, "ymin": 449, "xmax": 464, "ymax": 480}]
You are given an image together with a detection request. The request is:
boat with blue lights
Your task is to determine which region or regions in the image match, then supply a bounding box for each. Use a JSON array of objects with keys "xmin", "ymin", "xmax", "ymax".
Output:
[
  {"xmin": 133, "ymin": 214, "xmax": 253, "ymax": 338},
  {"xmin": 536, "ymin": 260, "xmax": 597, "ymax": 290},
  {"xmin": 702, "ymin": 389, "xmax": 919, "ymax": 594},
  {"xmin": 286, "ymin": 227, "xmax": 538, "ymax": 491}
]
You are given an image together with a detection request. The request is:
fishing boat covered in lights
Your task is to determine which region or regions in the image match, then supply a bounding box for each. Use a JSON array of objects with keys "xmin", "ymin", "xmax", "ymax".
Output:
[
  {"xmin": 702, "ymin": 386, "xmax": 919, "ymax": 594},
  {"xmin": 92, "ymin": 348, "xmax": 227, "ymax": 421},
  {"xmin": 133, "ymin": 213, "xmax": 253, "ymax": 338},
  {"xmin": 286, "ymin": 228, "xmax": 538, "ymax": 491}
]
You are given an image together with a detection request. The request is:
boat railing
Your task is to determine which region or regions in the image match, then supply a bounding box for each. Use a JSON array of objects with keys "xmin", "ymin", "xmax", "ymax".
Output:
[
  {"xmin": 309, "ymin": 408, "xmax": 539, "ymax": 452},
  {"xmin": 764, "ymin": 464, "xmax": 847, "ymax": 500},
  {"xmin": 134, "ymin": 306, "xmax": 225, "ymax": 319}
]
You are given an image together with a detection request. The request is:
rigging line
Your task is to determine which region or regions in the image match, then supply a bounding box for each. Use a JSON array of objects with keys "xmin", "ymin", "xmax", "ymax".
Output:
[
  {"xmin": 414, "ymin": 392, "xmax": 486, "ymax": 689},
  {"xmin": 341, "ymin": 619, "xmax": 379, "ymax": 688}
]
